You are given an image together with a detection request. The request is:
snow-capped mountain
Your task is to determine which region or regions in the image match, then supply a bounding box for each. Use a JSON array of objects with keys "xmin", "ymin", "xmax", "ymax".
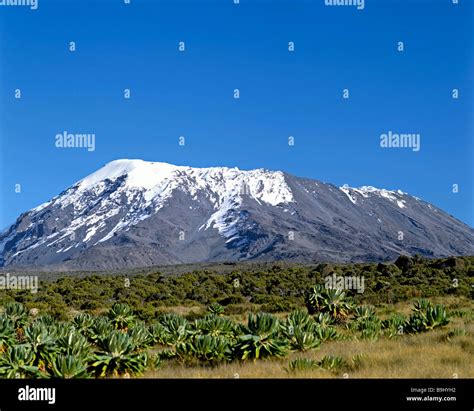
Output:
[{"xmin": 1, "ymin": 159, "xmax": 473, "ymax": 270}]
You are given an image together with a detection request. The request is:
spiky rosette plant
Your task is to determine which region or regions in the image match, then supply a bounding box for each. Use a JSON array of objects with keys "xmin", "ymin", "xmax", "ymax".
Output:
[
  {"xmin": 445, "ymin": 328, "xmax": 466, "ymax": 342},
  {"xmin": 92, "ymin": 331, "xmax": 147, "ymax": 377},
  {"xmin": 314, "ymin": 325, "xmax": 339, "ymax": 342},
  {"xmin": 156, "ymin": 348, "xmax": 178, "ymax": 361},
  {"xmin": 425, "ymin": 305, "xmax": 450, "ymax": 330},
  {"xmin": 23, "ymin": 323, "xmax": 58, "ymax": 369},
  {"xmin": 88, "ymin": 317, "xmax": 115, "ymax": 344},
  {"xmin": 322, "ymin": 288, "xmax": 354, "ymax": 322},
  {"xmin": 193, "ymin": 315, "xmax": 237, "ymax": 339},
  {"xmin": 349, "ymin": 306, "xmax": 382, "ymax": 340},
  {"xmin": 317, "ymin": 355, "xmax": 347, "ymax": 372},
  {"xmin": 281, "ymin": 310, "xmax": 320, "ymax": 352},
  {"xmin": 149, "ymin": 353, "xmax": 162, "ymax": 371},
  {"xmin": 155, "ymin": 313, "xmax": 190, "ymax": 346},
  {"xmin": 50, "ymin": 354, "xmax": 91, "ymax": 379},
  {"xmin": 176, "ymin": 335, "xmax": 233, "ymax": 364},
  {"xmin": 287, "ymin": 327, "xmax": 321, "ymax": 352},
  {"xmin": 127, "ymin": 323, "xmax": 154, "ymax": 350},
  {"xmin": 313, "ymin": 312, "xmax": 335, "ymax": 328},
  {"xmin": 0, "ymin": 345, "xmax": 43, "ymax": 379},
  {"xmin": 359, "ymin": 320, "xmax": 382, "ymax": 341},
  {"xmin": 412, "ymin": 299, "xmax": 433, "ymax": 314},
  {"xmin": 305, "ymin": 285, "xmax": 354, "ymax": 322},
  {"xmin": 207, "ymin": 303, "xmax": 225, "ymax": 316},
  {"xmin": 283, "ymin": 310, "xmax": 315, "ymax": 333},
  {"xmin": 305, "ymin": 285, "xmax": 326, "ymax": 315},
  {"xmin": 4, "ymin": 302, "xmax": 28, "ymax": 330},
  {"xmin": 56, "ymin": 330, "xmax": 92, "ymax": 359},
  {"xmin": 235, "ymin": 313, "xmax": 289, "ymax": 360},
  {"xmin": 72, "ymin": 313, "xmax": 95, "ymax": 333},
  {"xmin": 406, "ymin": 300, "xmax": 449, "ymax": 333},
  {"xmin": 47, "ymin": 322, "xmax": 76, "ymax": 340},
  {"xmin": 406, "ymin": 313, "xmax": 427, "ymax": 333},
  {"xmin": 352, "ymin": 306, "xmax": 377, "ymax": 322},
  {"xmin": 149, "ymin": 322, "xmax": 172, "ymax": 346},
  {"xmin": 107, "ymin": 303, "xmax": 136, "ymax": 330},
  {"xmin": 287, "ymin": 358, "xmax": 318, "ymax": 372},
  {"xmin": 35, "ymin": 315, "xmax": 55, "ymax": 327},
  {"xmin": 381, "ymin": 314, "xmax": 406, "ymax": 338},
  {"xmin": 0, "ymin": 316, "xmax": 16, "ymax": 352}
]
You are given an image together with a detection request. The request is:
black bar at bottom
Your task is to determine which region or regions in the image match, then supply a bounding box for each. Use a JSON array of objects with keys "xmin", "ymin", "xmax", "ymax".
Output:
[{"xmin": 0, "ymin": 379, "xmax": 472, "ymax": 410}]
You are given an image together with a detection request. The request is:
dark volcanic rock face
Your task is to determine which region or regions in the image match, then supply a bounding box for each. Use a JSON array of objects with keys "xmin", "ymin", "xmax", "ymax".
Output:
[{"xmin": 0, "ymin": 159, "xmax": 472, "ymax": 270}]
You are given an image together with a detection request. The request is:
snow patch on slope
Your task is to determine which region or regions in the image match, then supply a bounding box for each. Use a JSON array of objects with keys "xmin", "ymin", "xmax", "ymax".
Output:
[
  {"xmin": 340, "ymin": 185, "xmax": 407, "ymax": 209},
  {"xmin": 340, "ymin": 185, "xmax": 357, "ymax": 204},
  {"xmin": 197, "ymin": 168, "xmax": 293, "ymax": 238}
]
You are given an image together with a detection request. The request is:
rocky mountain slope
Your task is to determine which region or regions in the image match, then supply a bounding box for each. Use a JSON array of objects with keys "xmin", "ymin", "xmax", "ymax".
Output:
[{"xmin": 1, "ymin": 159, "xmax": 472, "ymax": 270}]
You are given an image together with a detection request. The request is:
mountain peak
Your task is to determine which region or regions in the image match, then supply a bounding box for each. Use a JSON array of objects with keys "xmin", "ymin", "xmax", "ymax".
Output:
[
  {"xmin": 74, "ymin": 159, "xmax": 293, "ymax": 206},
  {"xmin": 1, "ymin": 160, "xmax": 472, "ymax": 270},
  {"xmin": 78, "ymin": 159, "xmax": 179, "ymax": 191}
]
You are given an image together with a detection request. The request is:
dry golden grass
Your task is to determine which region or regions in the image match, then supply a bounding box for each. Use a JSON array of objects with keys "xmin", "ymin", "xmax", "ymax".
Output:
[{"xmin": 143, "ymin": 299, "xmax": 473, "ymax": 379}]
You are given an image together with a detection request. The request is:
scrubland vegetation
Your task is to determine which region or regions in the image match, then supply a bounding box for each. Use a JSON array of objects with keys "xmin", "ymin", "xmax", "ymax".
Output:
[{"xmin": 0, "ymin": 256, "xmax": 472, "ymax": 378}]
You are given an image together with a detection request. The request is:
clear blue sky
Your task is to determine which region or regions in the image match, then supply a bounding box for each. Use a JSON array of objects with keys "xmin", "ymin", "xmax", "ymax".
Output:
[{"xmin": 0, "ymin": 0, "xmax": 472, "ymax": 228}]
